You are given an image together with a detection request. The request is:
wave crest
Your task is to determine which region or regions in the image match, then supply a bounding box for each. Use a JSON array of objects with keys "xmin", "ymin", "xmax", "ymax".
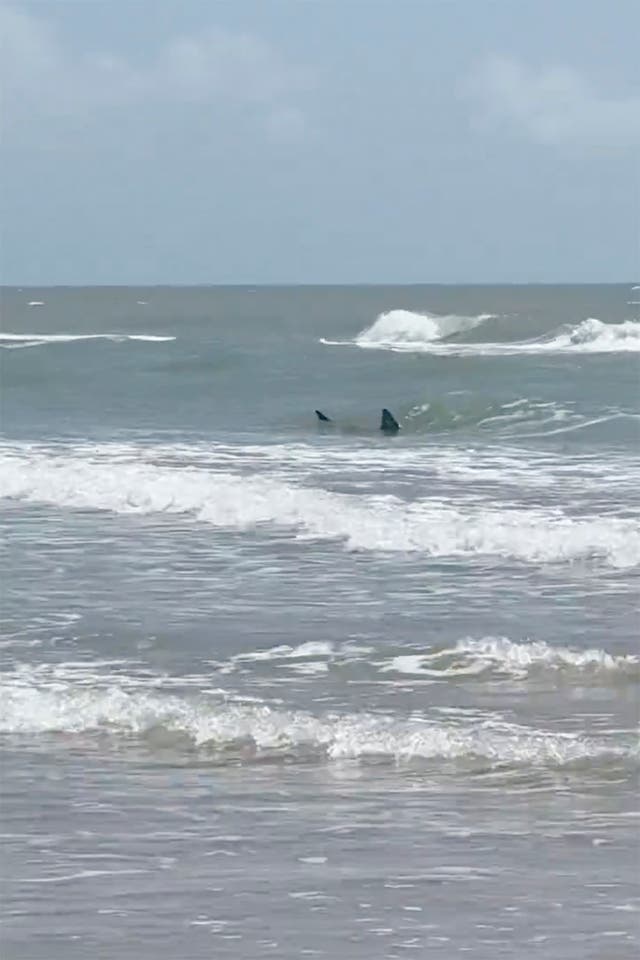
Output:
[
  {"xmin": 322, "ymin": 313, "xmax": 640, "ymax": 355},
  {"xmin": 0, "ymin": 678, "xmax": 632, "ymax": 768},
  {"xmin": 545, "ymin": 318, "xmax": 640, "ymax": 352},
  {"xmin": 354, "ymin": 309, "xmax": 493, "ymax": 349},
  {"xmin": 381, "ymin": 637, "xmax": 639, "ymax": 682}
]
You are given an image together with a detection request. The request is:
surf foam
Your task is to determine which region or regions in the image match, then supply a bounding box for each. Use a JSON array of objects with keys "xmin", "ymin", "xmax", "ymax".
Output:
[
  {"xmin": 538, "ymin": 318, "xmax": 640, "ymax": 354},
  {"xmin": 381, "ymin": 637, "xmax": 639, "ymax": 681},
  {"xmin": 321, "ymin": 309, "xmax": 493, "ymax": 351},
  {"xmin": 0, "ymin": 676, "xmax": 632, "ymax": 768},
  {"xmin": 1, "ymin": 446, "xmax": 638, "ymax": 568},
  {"xmin": 86, "ymin": 439, "xmax": 638, "ymax": 496},
  {"xmin": 322, "ymin": 314, "xmax": 640, "ymax": 355},
  {"xmin": 0, "ymin": 333, "xmax": 175, "ymax": 350},
  {"xmin": 355, "ymin": 309, "xmax": 494, "ymax": 349}
]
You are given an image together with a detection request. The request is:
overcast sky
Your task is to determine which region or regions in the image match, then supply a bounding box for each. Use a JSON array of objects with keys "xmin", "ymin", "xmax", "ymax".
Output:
[{"xmin": 1, "ymin": 0, "xmax": 638, "ymax": 284}]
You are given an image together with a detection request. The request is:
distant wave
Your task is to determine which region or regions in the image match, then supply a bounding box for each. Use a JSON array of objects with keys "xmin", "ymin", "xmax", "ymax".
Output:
[
  {"xmin": 322, "ymin": 312, "xmax": 640, "ymax": 355},
  {"xmin": 537, "ymin": 318, "xmax": 640, "ymax": 354},
  {"xmin": 0, "ymin": 669, "xmax": 633, "ymax": 768},
  {"xmin": 321, "ymin": 308, "xmax": 494, "ymax": 350},
  {"xmin": 355, "ymin": 309, "xmax": 494, "ymax": 347},
  {"xmin": 1, "ymin": 446, "xmax": 638, "ymax": 567},
  {"xmin": 0, "ymin": 333, "xmax": 176, "ymax": 350}
]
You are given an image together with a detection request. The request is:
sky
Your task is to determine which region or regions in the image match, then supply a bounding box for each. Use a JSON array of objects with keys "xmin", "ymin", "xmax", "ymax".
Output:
[{"xmin": 1, "ymin": 0, "xmax": 639, "ymax": 284}]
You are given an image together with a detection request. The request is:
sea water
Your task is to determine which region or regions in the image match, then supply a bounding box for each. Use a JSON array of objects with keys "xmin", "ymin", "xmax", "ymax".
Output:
[{"xmin": 1, "ymin": 284, "xmax": 639, "ymax": 958}]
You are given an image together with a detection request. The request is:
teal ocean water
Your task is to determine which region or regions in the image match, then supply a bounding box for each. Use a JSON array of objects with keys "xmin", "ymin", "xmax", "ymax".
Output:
[{"xmin": 1, "ymin": 285, "xmax": 639, "ymax": 958}]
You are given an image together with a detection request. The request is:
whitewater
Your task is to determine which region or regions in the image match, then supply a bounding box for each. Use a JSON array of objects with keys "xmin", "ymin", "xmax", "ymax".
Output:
[
  {"xmin": 322, "ymin": 308, "xmax": 640, "ymax": 355},
  {"xmin": 2, "ymin": 442, "xmax": 639, "ymax": 567},
  {"xmin": 0, "ymin": 332, "xmax": 177, "ymax": 348}
]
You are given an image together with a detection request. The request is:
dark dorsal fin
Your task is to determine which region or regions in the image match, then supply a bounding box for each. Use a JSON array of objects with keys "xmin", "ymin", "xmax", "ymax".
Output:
[
  {"xmin": 315, "ymin": 410, "xmax": 332, "ymax": 422},
  {"xmin": 380, "ymin": 408, "xmax": 400, "ymax": 433}
]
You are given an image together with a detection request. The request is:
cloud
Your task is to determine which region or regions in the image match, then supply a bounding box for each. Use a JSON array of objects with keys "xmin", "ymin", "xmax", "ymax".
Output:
[
  {"xmin": 465, "ymin": 56, "xmax": 640, "ymax": 148},
  {"xmin": 0, "ymin": 4, "xmax": 310, "ymax": 140},
  {"xmin": 160, "ymin": 29, "xmax": 297, "ymax": 105}
]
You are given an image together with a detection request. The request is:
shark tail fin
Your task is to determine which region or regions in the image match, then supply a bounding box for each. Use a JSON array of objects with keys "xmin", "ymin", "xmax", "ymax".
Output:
[
  {"xmin": 380, "ymin": 408, "xmax": 400, "ymax": 433},
  {"xmin": 315, "ymin": 410, "xmax": 332, "ymax": 422}
]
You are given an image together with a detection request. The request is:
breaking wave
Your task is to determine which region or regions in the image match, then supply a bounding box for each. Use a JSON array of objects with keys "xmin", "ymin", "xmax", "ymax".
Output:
[
  {"xmin": 322, "ymin": 313, "xmax": 640, "ymax": 355},
  {"xmin": 354, "ymin": 309, "xmax": 494, "ymax": 348},
  {"xmin": 206, "ymin": 636, "xmax": 639, "ymax": 688},
  {"xmin": 533, "ymin": 318, "xmax": 640, "ymax": 354},
  {"xmin": 1, "ymin": 446, "xmax": 639, "ymax": 567},
  {"xmin": 0, "ymin": 674, "xmax": 633, "ymax": 768},
  {"xmin": 380, "ymin": 637, "xmax": 640, "ymax": 682},
  {"xmin": 0, "ymin": 333, "xmax": 175, "ymax": 350},
  {"xmin": 321, "ymin": 309, "xmax": 493, "ymax": 351}
]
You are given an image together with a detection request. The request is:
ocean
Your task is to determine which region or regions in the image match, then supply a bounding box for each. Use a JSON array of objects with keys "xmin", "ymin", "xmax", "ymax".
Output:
[{"xmin": 1, "ymin": 284, "xmax": 639, "ymax": 959}]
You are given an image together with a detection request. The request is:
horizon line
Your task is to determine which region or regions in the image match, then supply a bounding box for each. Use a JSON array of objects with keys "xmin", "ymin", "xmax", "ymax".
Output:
[{"xmin": 2, "ymin": 280, "xmax": 638, "ymax": 290}]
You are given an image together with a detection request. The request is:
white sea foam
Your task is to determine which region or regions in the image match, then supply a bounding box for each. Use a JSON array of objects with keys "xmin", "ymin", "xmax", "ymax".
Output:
[
  {"xmin": 86, "ymin": 438, "xmax": 638, "ymax": 496},
  {"xmin": 225, "ymin": 641, "xmax": 373, "ymax": 671},
  {"xmin": 355, "ymin": 309, "xmax": 494, "ymax": 346},
  {"xmin": 380, "ymin": 637, "xmax": 639, "ymax": 681},
  {"xmin": 126, "ymin": 335, "xmax": 175, "ymax": 342},
  {"xmin": 541, "ymin": 318, "xmax": 640, "ymax": 353},
  {"xmin": 231, "ymin": 642, "xmax": 338, "ymax": 663},
  {"xmin": 0, "ymin": 675, "xmax": 632, "ymax": 767},
  {"xmin": 0, "ymin": 333, "xmax": 175, "ymax": 349},
  {"xmin": 323, "ymin": 314, "xmax": 640, "ymax": 355},
  {"xmin": 321, "ymin": 309, "xmax": 493, "ymax": 351},
  {"xmin": 1, "ymin": 447, "xmax": 638, "ymax": 567}
]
